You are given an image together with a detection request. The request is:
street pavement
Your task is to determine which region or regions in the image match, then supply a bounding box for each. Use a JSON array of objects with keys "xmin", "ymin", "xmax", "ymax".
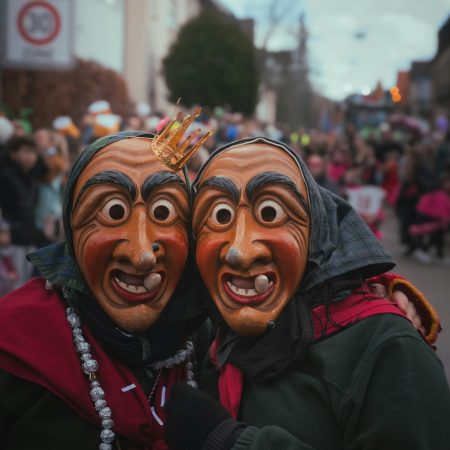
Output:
[{"xmin": 380, "ymin": 208, "xmax": 450, "ymax": 381}]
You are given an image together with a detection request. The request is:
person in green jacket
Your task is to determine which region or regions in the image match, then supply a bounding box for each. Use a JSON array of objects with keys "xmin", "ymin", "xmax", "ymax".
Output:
[{"xmin": 164, "ymin": 137, "xmax": 450, "ymax": 450}]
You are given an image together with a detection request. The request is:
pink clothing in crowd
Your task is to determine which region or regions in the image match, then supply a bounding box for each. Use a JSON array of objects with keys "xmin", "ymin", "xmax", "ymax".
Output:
[
  {"xmin": 409, "ymin": 190, "xmax": 450, "ymax": 237},
  {"xmin": 328, "ymin": 162, "xmax": 350, "ymax": 183},
  {"xmin": 416, "ymin": 190, "xmax": 450, "ymax": 221}
]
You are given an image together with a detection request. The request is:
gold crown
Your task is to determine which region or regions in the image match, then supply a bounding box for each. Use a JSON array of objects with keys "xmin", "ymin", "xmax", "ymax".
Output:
[{"xmin": 151, "ymin": 106, "xmax": 213, "ymax": 171}]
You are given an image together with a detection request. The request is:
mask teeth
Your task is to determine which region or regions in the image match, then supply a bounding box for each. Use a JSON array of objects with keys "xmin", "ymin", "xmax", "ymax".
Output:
[
  {"xmin": 254, "ymin": 274, "xmax": 269, "ymax": 294},
  {"xmin": 144, "ymin": 272, "xmax": 162, "ymax": 291}
]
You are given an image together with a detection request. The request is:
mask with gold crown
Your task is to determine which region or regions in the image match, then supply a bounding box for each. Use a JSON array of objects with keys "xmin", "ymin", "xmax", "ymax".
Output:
[
  {"xmin": 9, "ymin": 110, "xmax": 213, "ymax": 449},
  {"xmin": 58, "ymin": 108, "xmax": 212, "ymax": 333}
]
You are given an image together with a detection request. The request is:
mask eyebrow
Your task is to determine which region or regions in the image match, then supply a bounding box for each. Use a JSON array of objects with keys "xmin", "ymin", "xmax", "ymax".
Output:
[
  {"xmin": 141, "ymin": 171, "xmax": 187, "ymax": 201},
  {"xmin": 74, "ymin": 170, "xmax": 136, "ymax": 209},
  {"xmin": 195, "ymin": 176, "xmax": 240, "ymax": 204},
  {"xmin": 245, "ymin": 172, "xmax": 310, "ymax": 216}
]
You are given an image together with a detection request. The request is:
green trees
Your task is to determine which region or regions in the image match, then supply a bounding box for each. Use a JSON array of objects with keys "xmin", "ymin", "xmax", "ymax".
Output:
[{"xmin": 163, "ymin": 12, "xmax": 259, "ymax": 115}]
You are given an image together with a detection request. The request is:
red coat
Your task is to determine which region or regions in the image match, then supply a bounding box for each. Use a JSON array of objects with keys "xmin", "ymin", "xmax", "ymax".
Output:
[{"xmin": 0, "ymin": 278, "xmax": 186, "ymax": 449}]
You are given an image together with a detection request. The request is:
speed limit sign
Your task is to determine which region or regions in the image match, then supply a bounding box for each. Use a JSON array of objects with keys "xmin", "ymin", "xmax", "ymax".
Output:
[
  {"xmin": 2, "ymin": 0, "xmax": 74, "ymax": 69},
  {"xmin": 17, "ymin": 1, "xmax": 61, "ymax": 46}
]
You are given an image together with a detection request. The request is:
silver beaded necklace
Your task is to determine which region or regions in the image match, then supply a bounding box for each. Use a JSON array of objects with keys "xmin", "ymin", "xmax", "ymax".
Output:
[{"xmin": 59, "ymin": 285, "xmax": 196, "ymax": 450}]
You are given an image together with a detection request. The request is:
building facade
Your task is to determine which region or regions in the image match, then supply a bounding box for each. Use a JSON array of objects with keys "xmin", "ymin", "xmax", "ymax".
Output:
[
  {"xmin": 75, "ymin": 0, "xmax": 201, "ymax": 113},
  {"xmin": 75, "ymin": 0, "xmax": 125, "ymax": 74},
  {"xmin": 409, "ymin": 62, "xmax": 432, "ymax": 117},
  {"xmin": 132, "ymin": 0, "xmax": 201, "ymax": 112},
  {"xmin": 431, "ymin": 15, "xmax": 450, "ymax": 117}
]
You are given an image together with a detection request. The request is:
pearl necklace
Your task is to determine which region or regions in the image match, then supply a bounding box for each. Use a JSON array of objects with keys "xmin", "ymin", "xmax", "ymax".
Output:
[{"xmin": 60, "ymin": 286, "xmax": 196, "ymax": 450}]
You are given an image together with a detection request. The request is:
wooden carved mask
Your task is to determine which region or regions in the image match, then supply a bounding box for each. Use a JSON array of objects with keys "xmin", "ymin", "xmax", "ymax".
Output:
[
  {"xmin": 71, "ymin": 138, "xmax": 190, "ymax": 332},
  {"xmin": 193, "ymin": 142, "xmax": 311, "ymax": 336}
]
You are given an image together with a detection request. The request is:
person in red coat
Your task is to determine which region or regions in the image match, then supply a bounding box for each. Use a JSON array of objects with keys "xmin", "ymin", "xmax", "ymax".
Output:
[{"xmin": 0, "ymin": 126, "xmax": 210, "ymax": 450}]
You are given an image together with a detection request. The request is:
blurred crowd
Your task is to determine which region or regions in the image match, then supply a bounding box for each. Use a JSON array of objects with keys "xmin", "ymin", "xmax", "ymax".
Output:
[{"xmin": 1, "ymin": 100, "xmax": 450, "ymax": 297}]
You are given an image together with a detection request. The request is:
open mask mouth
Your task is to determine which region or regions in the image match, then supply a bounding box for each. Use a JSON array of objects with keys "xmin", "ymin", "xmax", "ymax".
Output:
[
  {"xmin": 110, "ymin": 269, "xmax": 165, "ymax": 303},
  {"xmin": 222, "ymin": 272, "xmax": 276, "ymax": 305}
]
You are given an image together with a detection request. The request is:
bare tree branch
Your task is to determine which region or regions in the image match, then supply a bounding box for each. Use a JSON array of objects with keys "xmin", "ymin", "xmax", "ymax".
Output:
[{"xmin": 260, "ymin": 0, "xmax": 299, "ymax": 50}]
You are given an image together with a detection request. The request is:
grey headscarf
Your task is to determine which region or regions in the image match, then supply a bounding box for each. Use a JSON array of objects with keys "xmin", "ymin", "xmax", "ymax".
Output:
[
  {"xmin": 192, "ymin": 137, "xmax": 394, "ymax": 381},
  {"xmin": 193, "ymin": 137, "xmax": 394, "ymax": 292}
]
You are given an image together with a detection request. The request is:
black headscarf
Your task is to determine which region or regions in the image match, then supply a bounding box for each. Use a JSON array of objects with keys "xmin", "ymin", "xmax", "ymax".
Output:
[
  {"xmin": 29, "ymin": 131, "xmax": 207, "ymax": 367},
  {"xmin": 192, "ymin": 137, "xmax": 394, "ymax": 382}
]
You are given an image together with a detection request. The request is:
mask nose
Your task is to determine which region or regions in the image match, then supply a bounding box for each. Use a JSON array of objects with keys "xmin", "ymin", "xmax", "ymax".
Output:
[
  {"xmin": 113, "ymin": 207, "xmax": 161, "ymax": 270},
  {"xmin": 221, "ymin": 209, "xmax": 271, "ymax": 271}
]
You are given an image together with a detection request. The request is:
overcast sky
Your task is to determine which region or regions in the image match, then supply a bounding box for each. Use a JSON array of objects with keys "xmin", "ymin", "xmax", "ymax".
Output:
[{"xmin": 218, "ymin": 0, "xmax": 450, "ymax": 100}]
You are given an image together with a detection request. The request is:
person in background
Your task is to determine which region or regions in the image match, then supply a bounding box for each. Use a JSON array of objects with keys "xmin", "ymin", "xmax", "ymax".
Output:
[
  {"xmin": 80, "ymin": 100, "xmax": 113, "ymax": 145},
  {"xmin": 327, "ymin": 142, "xmax": 352, "ymax": 186},
  {"xmin": 123, "ymin": 114, "xmax": 145, "ymax": 131},
  {"xmin": 306, "ymin": 153, "xmax": 339, "ymax": 194},
  {"xmin": 0, "ymin": 217, "xmax": 18, "ymax": 296},
  {"xmin": 0, "ymin": 136, "xmax": 51, "ymax": 285},
  {"xmin": 373, "ymin": 123, "xmax": 402, "ymax": 163},
  {"xmin": 11, "ymin": 120, "xmax": 27, "ymax": 138},
  {"xmin": 408, "ymin": 175, "xmax": 450, "ymax": 264},
  {"xmin": 52, "ymin": 116, "xmax": 82, "ymax": 163},
  {"xmin": 34, "ymin": 128, "xmax": 70, "ymax": 243},
  {"xmin": 435, "ymin": 131, "xmax": 450, "ymax": 181},
  {"xmin": 0, "ymin": 117, "xmax": 14, "ymax": 164},
  {"xmin": 396, "ymin": 147, "xmax": 436, "ymax": 258},
  {"xmin": 343, "ymin": 164, "xmax": 386, "ymax": 239}
]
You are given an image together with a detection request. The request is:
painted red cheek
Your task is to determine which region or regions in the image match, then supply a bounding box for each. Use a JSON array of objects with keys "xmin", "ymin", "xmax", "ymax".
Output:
[
  {"xmin": 157, "ymin": 224, "xmax": 188, "ymax": 244},
  {"xmin": 267, "ymin": 228, "xmax": 308, "ymax": 254},
  {"xmin": 159, "ymin": 233, "xmax": 189, "ymax": 264},
  {"xmin": 275, "ymin": 240, "xmax": 306, "ymax": 259},
  {"xmin": 81, "ymin": 233, "xmax": 118, "ymax": 277},
  {"xmin": 196, "ymin": 236, "xmax": 224, "ymax": 270},
  {"xmin": 267, "ymin": 235, "xmax": 308, "ymax": 287}
]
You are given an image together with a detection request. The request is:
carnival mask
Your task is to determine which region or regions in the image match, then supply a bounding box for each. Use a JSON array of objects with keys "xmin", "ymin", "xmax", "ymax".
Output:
[
  {"xmin": 71, "ymin": 138, "xmax": 190, "ymax": 332},
  {"xmin": 193, "ymin": 142, "xmax": 311, "ymax": 336}
]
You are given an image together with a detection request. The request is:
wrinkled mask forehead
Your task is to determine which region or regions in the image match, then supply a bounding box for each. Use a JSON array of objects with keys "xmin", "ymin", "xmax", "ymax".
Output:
[
  {"xmin": 194, "ymin": 140, "xmax": 310, "ymax": 200},
  {"xmin": 72, "ymin": 138, "xmax": 175, "ymax": 200}
]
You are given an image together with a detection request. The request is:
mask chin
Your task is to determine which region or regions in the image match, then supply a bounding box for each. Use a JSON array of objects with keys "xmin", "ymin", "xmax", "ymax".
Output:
[{"xmin": 226, "ymin": 308, "xmax": 279, "ymax": 337}]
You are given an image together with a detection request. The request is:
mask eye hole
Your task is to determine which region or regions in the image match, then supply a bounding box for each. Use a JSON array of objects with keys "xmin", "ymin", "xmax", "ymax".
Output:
[
  {"xmin": 256, "ymin": 200, "xmax": 285, "ymax": 223},
  {"xmin": 150, "ymin": 199, "xmax": 177, "ymax": 222},
  {"xmin": 101, "ymin": 199, "xmax": 128, "ymax": 221},
  {"xmin": 211, "ymin": 203, "xmax": 234, "ymax": 225}
]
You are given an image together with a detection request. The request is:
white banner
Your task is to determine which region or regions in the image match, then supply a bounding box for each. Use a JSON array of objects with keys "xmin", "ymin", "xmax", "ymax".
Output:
[
  {"xmin": 346, "ymin": 186, "xmax": 385, "ymax": 216},
  {"xmin": 2, "ymin": 0, "xmax": 74, "ymax": 69}
]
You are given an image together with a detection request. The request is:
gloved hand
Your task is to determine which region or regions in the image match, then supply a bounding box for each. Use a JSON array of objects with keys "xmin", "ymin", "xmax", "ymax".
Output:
[
  {"xmin": 164, "ymin": 383, "xmax": 235, "ymax": 450},
  {"xmin": 368, "ymin": 273, "xmax": 441, "ymax": 343}
]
